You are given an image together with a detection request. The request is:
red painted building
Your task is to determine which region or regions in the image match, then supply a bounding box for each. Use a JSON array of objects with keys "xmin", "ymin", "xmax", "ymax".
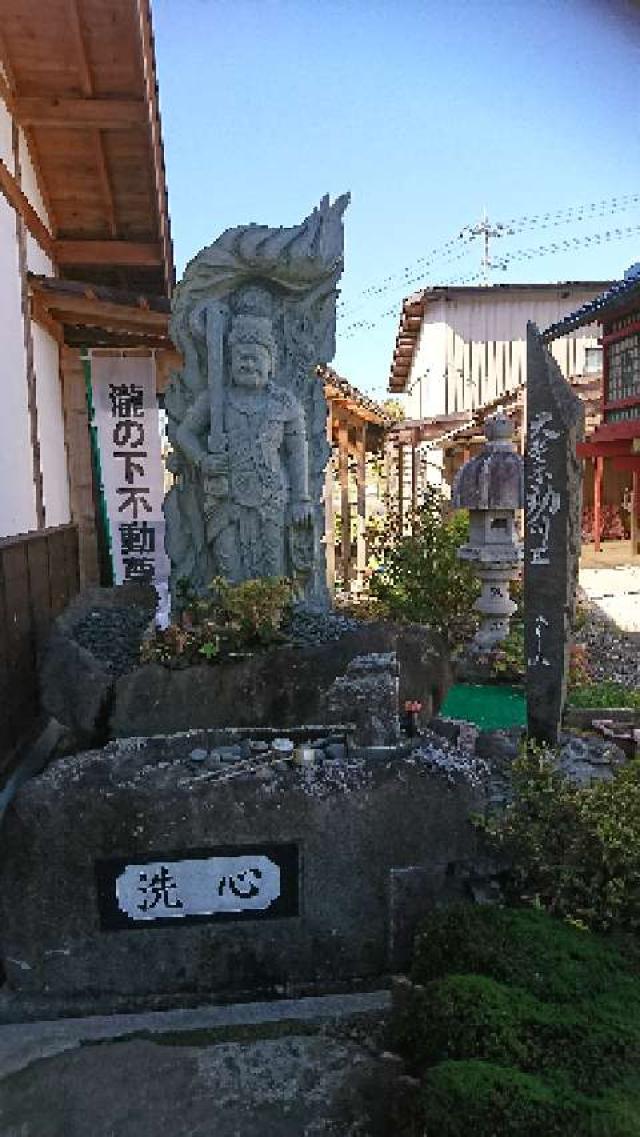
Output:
[{"xmin": 544, "ymin": 266, "xmax": 640, "ymax": 558}]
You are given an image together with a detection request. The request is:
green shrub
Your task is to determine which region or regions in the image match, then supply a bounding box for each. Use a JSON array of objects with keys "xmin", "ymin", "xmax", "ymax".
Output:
[
  {"xmin": 483, "ymin": 751, "xmax": 640, "ymax": 933},
  {"xmin": 567, "ymin": 681, "xmax": 640, "ymax": 710},
  {"xmin": 367, "ymin": 489, "xmax": 479, "ymax": 646},
  {"xmin": 141, "ymin": 576, "xmax": 293, "ymax": 666},
  {"xmin": 421, "ymin": 1061, "xmax": 640, "ymax": 1137},
  {"xmin": 395, "ymin": 908, "xmax": 640, "ymax": 1137},
  {"xmin": 410, "ymin": 905, "xmax": 632, "ymax": 1001},
  {"xmin": 407, "ymin": 973, "xmax": 640, "ymax": 1094}
]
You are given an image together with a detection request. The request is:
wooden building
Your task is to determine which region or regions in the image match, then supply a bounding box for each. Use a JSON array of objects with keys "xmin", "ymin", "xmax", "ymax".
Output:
[
  {"xmin": 543, "ymin": 267, "xmax": 640, "ymax": 558},
  {"xmin": 386, "ymin": 281, "xmax": 610, "ymax": 529},
  {"xmin": 319, "ymin": 366, "xmax": 395, "ymax": 594},
  {"xmin": 0, "ymin": 0, "xmax": 174, "ymax": 765}
]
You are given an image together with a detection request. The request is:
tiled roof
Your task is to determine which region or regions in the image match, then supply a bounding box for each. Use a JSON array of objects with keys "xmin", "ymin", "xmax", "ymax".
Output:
[{"xmin": 543, "ymin": 266, "xmax": 640, "ymax": 341}]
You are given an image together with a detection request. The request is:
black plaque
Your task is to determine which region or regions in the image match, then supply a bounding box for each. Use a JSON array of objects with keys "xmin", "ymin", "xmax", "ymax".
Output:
[{"xmin": 95, "ymin": 842, "xmax": 299, "ymax": 931}]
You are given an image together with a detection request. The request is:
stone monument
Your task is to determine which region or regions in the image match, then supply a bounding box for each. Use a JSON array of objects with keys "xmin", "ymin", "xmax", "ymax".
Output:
[
  {"xmin": 453, "ymin": 413, "xmax": 524, "ymax": 653},
  {"xmin": 525, "ymin": 324, "xmax": 584, "ymax": 746},
  {"xmin": 164, "ymin": 195, "xmax": 349, "ymax": 607}
]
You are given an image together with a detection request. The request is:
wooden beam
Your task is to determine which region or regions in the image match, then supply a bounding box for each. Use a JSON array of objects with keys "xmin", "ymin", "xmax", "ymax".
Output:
[
  {"xmin": 397, "ymin": 442, "xmax": 404, "ymax": 535},
  {"xmin": 594, "ymin": 456, "xmax": 603, "ymax": 553},
  {"xmin": 137, "ymin": 0, "xmax": 174, "ymax": 295},
  {"xmin": 324, "ymin": 404, "xmax": 336, "ymax": 596},
  {"xmin": 0, "ymin": 157, "xmax": 56, "ymax": 260},
  {"xmin": 14, "ymin": 97, "xmax": 147, "ymax": 130},
  {"xmin": 0, "ymin": 68, "xmax": 15, "ymax": 114},
  {"xmin": 13, "ymin": 121, "xmax": 45, "ymax": 528},
  {"xmin": 338, "ymin": 419, "xmax": 350, "ymax": 590},
  {"xmin": 632, "ymin": 471, "xmax": 639, "ymax": 558},
  {"xmin": 93, "ymin": 131, "xmax": 117, "ymax": 236},
  {"xmin": 356, "ymin": 425, "xmax": 367, "ymax": 592},
  {"xmin": 55, "ymin": 240, "xmax": 162, "ymax": 267},
  {"xmin": 62, "ymin": 326, "xmax": 169, "ymax": 349},
  {"xmin": 41, "ymin": 292, "xmax": 169, "ymax": 334},
  {"xmin": 30, "ymin": 298, "xmax": 64, "ymax": 346},
  {"xmin": 68, "ymin": 0, "xmax": 94, "ymax": 96}
]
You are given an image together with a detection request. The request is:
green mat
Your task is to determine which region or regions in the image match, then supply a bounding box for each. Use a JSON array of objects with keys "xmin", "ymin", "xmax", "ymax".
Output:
[{"xmin": 440, "ymin": 683, "xmax": 526, "ymax": 730}]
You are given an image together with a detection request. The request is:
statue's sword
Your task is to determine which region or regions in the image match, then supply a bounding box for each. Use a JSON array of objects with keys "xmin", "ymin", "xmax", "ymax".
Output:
[{"xmin": 205, "ymin": 301, "xmax": 229, "ymax": 497}]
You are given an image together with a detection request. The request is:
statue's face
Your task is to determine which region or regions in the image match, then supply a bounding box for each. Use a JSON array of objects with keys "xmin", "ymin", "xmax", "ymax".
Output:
[{"xmin": 230, "ymin": 342, "xmax": 270, "ymax": 389}]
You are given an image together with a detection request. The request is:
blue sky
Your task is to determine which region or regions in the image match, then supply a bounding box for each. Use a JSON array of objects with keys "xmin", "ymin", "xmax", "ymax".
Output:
[{"xmin": 153, "ymin": 0, "xmax": 640, "ymax": 399}]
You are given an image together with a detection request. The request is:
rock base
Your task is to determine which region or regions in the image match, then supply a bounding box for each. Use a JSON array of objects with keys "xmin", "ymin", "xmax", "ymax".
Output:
[{"xmin": 0, "ymin": 729, "xmax": 486, "ymax": 1008}]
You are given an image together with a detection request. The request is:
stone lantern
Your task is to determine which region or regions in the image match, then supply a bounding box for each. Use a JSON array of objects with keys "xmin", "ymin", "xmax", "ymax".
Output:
[{"xmin": 452, "ymin": 413, "xmax": 524, "ymax": 652}]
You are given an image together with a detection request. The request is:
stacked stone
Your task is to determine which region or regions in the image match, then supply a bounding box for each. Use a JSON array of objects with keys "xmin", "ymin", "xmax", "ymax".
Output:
[{"xmin": 185, "ymin": 734, "xmax": 349, "ymax": 778}]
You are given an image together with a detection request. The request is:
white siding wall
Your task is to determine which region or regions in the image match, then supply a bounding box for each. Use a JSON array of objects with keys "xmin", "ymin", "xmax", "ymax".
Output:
[
  {"xmin": 33, "ymin": 324, "xmax": 70, "ymax": 527},
  {"xmin": 0, "ymin": 93, "xmax": 70, "ymax": 537},
  {"xmin": 407, "ymin": 288, "xmax": 603, "ymax": 419},
  {"xmin": 0, "ymin": 191, "xmax": 37, "ymax": 536}
]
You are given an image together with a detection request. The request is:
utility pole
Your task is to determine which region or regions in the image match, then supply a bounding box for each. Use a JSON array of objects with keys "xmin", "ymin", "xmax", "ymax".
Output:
[{"xmin": 460, "ymin": 209, "xmax": 514, "ymax": 285}]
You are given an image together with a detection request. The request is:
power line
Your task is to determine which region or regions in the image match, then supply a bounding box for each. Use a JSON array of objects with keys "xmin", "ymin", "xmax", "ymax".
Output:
[
  {"xmin": 338, "ymin": 222, "xmax": 640, "ymax": 341},
  {"xmin": 337, "ymin": 192, "xmax": 640, "ymax": 318}
]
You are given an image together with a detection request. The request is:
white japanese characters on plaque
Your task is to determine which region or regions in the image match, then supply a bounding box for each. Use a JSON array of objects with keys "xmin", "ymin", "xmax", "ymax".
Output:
[{"xmin": 91, "ymin": 355, "xmax": 170, "ymax": 599}]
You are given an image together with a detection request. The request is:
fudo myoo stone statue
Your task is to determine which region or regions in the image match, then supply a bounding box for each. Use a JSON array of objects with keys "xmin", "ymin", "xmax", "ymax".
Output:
[{"xmin": 164, "ymin": 195, "xmax": 349, "ymax": 606}]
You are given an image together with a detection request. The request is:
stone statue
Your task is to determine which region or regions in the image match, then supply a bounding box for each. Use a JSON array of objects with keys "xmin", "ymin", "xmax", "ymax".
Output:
[{"xmin": 163, "ymin": 195, "xmax": 349, "ymax": 606}]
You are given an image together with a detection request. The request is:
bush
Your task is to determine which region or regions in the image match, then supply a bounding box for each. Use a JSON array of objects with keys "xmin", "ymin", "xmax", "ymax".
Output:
[
  {"xmin": 410, "ymin": 905, "xmax": 635, "ymax": 1003},
  {"xmin": 568, "ymin": 681, "xmax": 640, "ymax": 710},
  {"xmin": 141, "ymin": 576, "xmax": 293, "ymax": 666},
  {"xmin": 409, "ymin": 973, "xmax": 640, "ymax": 1094},
  {"xmin": 394, "ymin": 907, "xmax": 640, "ymax": 1137},
  {"xmin": 421, "ymin": 1061, "xmax": 640, "ymax": 1137},
  {"xmin": 367, "ymin": 489, "xmax": 479, "ymax": 646},
  {"xmin": 482, "ymin": 750, "xmax": 640, "ymax": 933}
]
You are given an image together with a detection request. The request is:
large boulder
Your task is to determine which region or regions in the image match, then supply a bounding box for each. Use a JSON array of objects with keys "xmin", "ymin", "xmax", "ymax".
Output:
[
  {"xmin": 111, "ymin": 621, "xmax": 451, "ymax": 742},
  {"xmin": 0, "ymin": 729, "xmax": 486, "ymax": 1009}
]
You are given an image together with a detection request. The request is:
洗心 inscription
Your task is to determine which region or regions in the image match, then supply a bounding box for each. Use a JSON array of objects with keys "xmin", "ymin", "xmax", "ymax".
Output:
[{"xmin": 96, "ymin": 844, "xmax": 298, "ymax": 930}]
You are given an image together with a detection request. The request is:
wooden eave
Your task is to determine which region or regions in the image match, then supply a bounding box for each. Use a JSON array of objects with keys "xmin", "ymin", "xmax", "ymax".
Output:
[
  {"xmin": 389, "ymin": 293, "xmax": 426, "ymax": 392},
  {"xmin": 0, "ymin": 0, "xmax": 173, "ymax": 297},
  {"xmin": 28, "ymin": 272, "xmax": 172, "ymax": 348},
  {"xmin": 318, "ymin": 365, "xmax": 395, "ymax": 429}
]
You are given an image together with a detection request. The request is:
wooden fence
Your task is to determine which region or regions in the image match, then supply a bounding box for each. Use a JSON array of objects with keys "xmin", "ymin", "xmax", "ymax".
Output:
[{"xmin": 0, "ymin": 524, "xmax": 80, "ymax": 772}]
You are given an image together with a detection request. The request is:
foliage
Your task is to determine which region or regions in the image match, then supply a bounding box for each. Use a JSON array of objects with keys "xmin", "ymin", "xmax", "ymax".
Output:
[
  {"xmin": 141, "ymin": 576, "xmax": 293, "ymax": 666},
  {"xmin": 409, "ymin": 905, "xmax": 633, "ymax": 1001},
  {"xmin": 567, "ymin": 680, "xmax": 640, "ymax": 710},
  {"xmin": 210, "ymin": 576, "xmax": 293, "ymax": 645},
  {"xmin": 393, "ymin": 906, "xmax": 640, "ymax": 1137},
  {"xmin": 482, "ymin": 748, "xmax": 640, "ymax": 933},
  {"xmin": 568, "ymin": 643, "xmax": 592, "ymax": 687},
  {"xmin": 381, "ymin": 397, "xmax": 406, "ymax": 420},
  {"xmin": 489, "ymin": 620, "xmax": 525, "ymax": 680},
  {"xmin": 366, "ymin": 489, "xmax": 480, "ymax": 646},
  {"xmin": 421, "ymin": 1061, "xmax": 640, "ymax": 1137}
]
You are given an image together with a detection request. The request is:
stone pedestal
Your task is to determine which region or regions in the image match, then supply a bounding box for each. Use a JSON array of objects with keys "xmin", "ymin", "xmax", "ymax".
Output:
[{"xmin": 0, "ymin": 732, "xmax": 485, "ymax": 1011}]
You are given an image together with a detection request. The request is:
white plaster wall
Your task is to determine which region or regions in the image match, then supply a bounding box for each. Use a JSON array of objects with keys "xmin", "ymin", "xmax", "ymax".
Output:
[
  {"xmin": 18, "ymin": 130, "xmax": 50, "ymax": 228},
  {"xmin": 407, "ymin": 302, "xmax": 448, "ymax": 419},
  {"xmin": 0, "ymin": 194, "xmax": 37, "ymax": 536},
  {"xmin": 33, "ymin": 324, "xmax": 70, "ymax": 527},
  {"xmin": 0, "ymin": 90, "xmax": 13, "ymax": 168},
  {"xmin": 406, "ymin": 287, "xmax": 604, "ymax": 419}
]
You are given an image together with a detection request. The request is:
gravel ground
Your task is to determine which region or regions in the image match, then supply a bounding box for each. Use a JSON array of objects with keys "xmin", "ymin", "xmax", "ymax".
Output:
[
  {"xmin": 73, "ymin": 605, "xmax": 153, "ymax": 676},
  {"xmin": 281, "ymin": 605, "xmax": 362, "ymax": 646},
  {"xmin": 575, "ymin": 575, "xmax": 640, "ymax": 689}
]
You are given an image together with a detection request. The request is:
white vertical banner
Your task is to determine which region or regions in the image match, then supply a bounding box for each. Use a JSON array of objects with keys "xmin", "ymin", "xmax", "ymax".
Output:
[{"xmin": 91, "ymin": 355, "xmax": 170, "ymax": 602}]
